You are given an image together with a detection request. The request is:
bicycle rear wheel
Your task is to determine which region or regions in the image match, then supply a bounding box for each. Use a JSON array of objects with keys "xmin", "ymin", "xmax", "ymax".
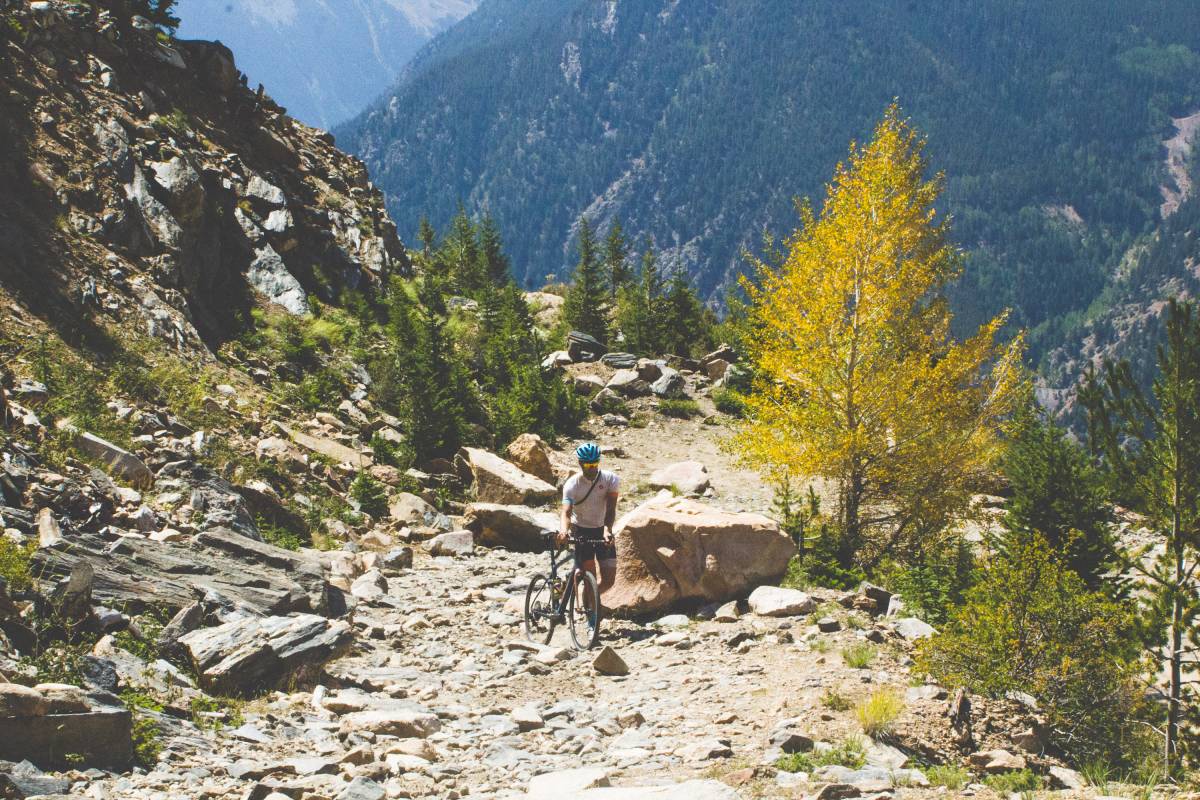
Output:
[
  {"xmin": 567, "ymin": 570, "xmax": 602, "ymax": 650},
  {"xmin": 523, "ymin": 574, "xmax": 556, "ymax": 645}
]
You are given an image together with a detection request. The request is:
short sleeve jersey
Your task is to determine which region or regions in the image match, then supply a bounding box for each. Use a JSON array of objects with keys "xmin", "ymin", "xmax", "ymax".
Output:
[{"xmin": 562, "ymin": 469, "xmax": 619, "ymax": 528}]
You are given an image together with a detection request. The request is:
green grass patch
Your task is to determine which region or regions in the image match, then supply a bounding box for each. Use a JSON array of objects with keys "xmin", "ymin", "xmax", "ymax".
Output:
[
  {"xmin": 711, "ymin": 387, "xmax": 747, "ymax": 417},
  {"xmin": 775, "ymin": 737, "xmax": 866, "ymax": 773},
  {"xmin": 855, "ymin": 688, "xmax": 904, "ymax": 738},
  {"xmin": 820, "ymin": 688, "xmax": 853, "ymax": 711},
  {"xmin": 923, "ymin": 764, "xmax": 970, "ymax": 790},
  {"xmin": 0, "ymin": 537, "xmax": 35, "ymax": 592},
  {"xmin": 658, "ymin": 398, "xmax": 700, "ymax": 418},
  {"xmin": 189, "ymin": 695, "xmax": 246, "ymax": 731},
  {"xmin": 983, "ymin": 770, "xmax": 1042, "ymax": 794},
  {"xmin": 842, "ymin": 642, "xmax": 876, "ymax": 669}
]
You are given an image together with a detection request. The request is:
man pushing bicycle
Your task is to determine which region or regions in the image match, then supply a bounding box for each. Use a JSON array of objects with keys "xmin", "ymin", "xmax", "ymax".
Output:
[{"xmin": 557, "ymin": 442, "xmax": 619, "ymax": 599}]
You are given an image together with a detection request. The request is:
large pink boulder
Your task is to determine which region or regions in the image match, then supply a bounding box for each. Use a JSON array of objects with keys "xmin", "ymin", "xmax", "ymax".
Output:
[{"xmin": 604, "ymin": 495, "xmax": 796, "ymax": 616}]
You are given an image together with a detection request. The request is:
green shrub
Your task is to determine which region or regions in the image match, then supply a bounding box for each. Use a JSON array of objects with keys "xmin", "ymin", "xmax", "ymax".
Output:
[
  {"xmin": 349, "ymin": 473, "xmax": 389, "ymax": 519},
  {"xmin": 842, "ymin": 642, "xmax": 875, "ymax": 669},
  {"xmin": 855, "ymin": 688, "xmax": 904, "ymax": 738},
  {"xmin": 775, "ymin": 737, "xmax": 866, "ymax": 773},
  {"xmin": 0, "ymin": 537, "xmax": 35, "ymax": 592},
  {"xmin": 916, "ymin": 535, "xmax": 1151, "ymax": 768},
  {"xmin": 658, "ymin": 398, "xmax": 700, "ymax": 418},
  {"xmin": 591, "ymin": 391, "xmax": 630, "ymax": 417},
  {"xmin": 131, "ymin": 715, "xmax": 162, "ymax": 768},
  {"xmin": 878, "ymin": 536, "xmax": 979, "ymax": 627},
  {"xmin": 983, "ymin": 770, "xmax": 1042, "ymax": 793},
  {"xmin": 712, "ymin": 387, "xmax": 747, "ymax": 417},
  {"xmin": 152, "ymin": 107, "xmax": 191, "ymax": 137},
  {"xmin": 256, "ymin": 516, "xmax": 304, "ymax": 551},
  {"xmin": 189, "ymin": 695, "xmax": 245, "ymax": 731},
  {"xmin": 113, "ymin": 612, "xmax": 165, "ymax": 663},
  {"xmin": 924, "ymin": 764, "xmax": 970, "ymax": 790},
  {"xmin": 821, "ymin": 688, "xmax": 853, "ymax": 711}
]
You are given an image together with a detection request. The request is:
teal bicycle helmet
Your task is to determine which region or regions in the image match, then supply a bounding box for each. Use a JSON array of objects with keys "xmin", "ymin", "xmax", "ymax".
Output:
[{"xmin": 575, "ymin": 442, "xmax": 601, "ymax": 463}]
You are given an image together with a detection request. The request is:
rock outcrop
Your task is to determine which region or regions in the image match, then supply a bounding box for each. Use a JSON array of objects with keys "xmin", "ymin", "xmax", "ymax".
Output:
[
  {"xmin": 32, "ymin": 527, "xmax": 336, "ymax": 617},
  {"xmin": 605, "ymin": 495, "xmax": 796, "ymax": 615},
  {"xmin": 179, "ymin": 613, "xmax": 353, "ymax": 697},
  {"xmin": 462, "ymin": 503, "xmax": 558, "ymax": 552},
  {"xmin": 458, "ymin": 448, "xmax": 557, "ymax": 506}
]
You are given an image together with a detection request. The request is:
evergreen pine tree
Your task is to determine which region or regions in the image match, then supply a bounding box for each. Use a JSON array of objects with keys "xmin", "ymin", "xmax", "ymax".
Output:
[
  {"xmin": 615, "ymin": 240, "xmax": 665, "ymax": 355},
  {"xmin": 660, "ymin": 273, "xmax": 709, "ymax": 357},
  {"xmin": 603, "ymin": 219, "xmax": 631, "ymax": 299},
  {"xmin": 1000, "ymin": 406, "xmax": 1118, "ymax": 592},
  {"xmin": 562, "ymin": 218, "xmax": 609, "ymax": 344},
  {"xmin": 445, "ymin": 206, "xmax": 486, "ymax": 296},
  {"xmin": 418, "ymin": 216, "xmax": 437, "ymax": 257},
  {"xmin": 1080, "ymin": 298, "xmax": 1200, "ymax": 772},
  {"xmin": 479, "ymin": 212, "xmax": 511, "ymax": 286},
  {"xmin": 130, "ymin": 0, "xmax": 179, "ymax": 32}
]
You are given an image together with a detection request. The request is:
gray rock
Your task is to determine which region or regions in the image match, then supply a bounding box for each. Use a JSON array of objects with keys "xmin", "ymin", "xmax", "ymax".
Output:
[
  {"xmin": 747, "ymin": 586, "xmax": 817, "ymax": 617},
  {"xmin": 246, "ymin": 175, "xmax": 287, "ymax": 207},
  {"xmin": 0, "ymin": 707, "xmax": 132, "ymax": 770},
  {"xmin": 427, "ymin": 530, "xmax": 474, "ymax": 557},
  {"xmin": 337, "ymin": 708, "xmax": 441, "ymax": 738},
  {"xmin": 893, "ymin": 617, "xmax": 936, "ymax": 640},
  {"xmin": 607, "ymin": 369, "xmax": 651, "ymax": 397},
  {"xmin": 179, "ymin": 613, "xmax": 353, "ymax": 697},
  {"xmin": 349, "ymin": 570, "xmax": 389, "ymax": 603},
  {"xmin": 74, "ymin": 432, "xmax": 153, "ymax": 488},
  {"xmin": 0, "ymin": 760, "xmax": 71, "ymax": 798},
  {"xmin": 148, "ymin": 156, "xmax": 204, "ymax": 223},
  {"xmin": 379, "ymin": 546, "xmax": 414, "ymax": 572},
  {"xmin": 592, "ymin": 646, "xmax": 629, "ymax": 676},
  {"xmin": 600, "ymin": 352, "xmax": 638, "ymax": 368},
  {"xmin": 650, "ymin": 368, "xmax": 686, "ymax": 398},
  {"xmin": 32, "ymin": 527, "xmax": 335, "ymax": 617},
  {"xmin": 248, "ymin": 245, "xmax": 308, "ymax": 315},
  {"xmin": 647, "ymin": 461, "xmax": 710, "ymax": 495},
  {"xmin": 335, "ymin": 778, "xmax": 385, "ymax": 800},
  {"xmin": 462, "ymin": 503, "xmax": 558, "ymax": 552},
  {"xmin": 567, "ymin": 331, "xmax": 606, "ymax": 362}
]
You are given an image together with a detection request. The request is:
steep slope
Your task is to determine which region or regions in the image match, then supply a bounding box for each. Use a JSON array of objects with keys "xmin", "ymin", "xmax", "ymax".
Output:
[
  {"xmin": 338, "ymin": 0, "xmax": 1200, "ymax": 360},
  {"xmin": 175, "ymin": 0, "xmax": 478, "ymax": 130},
  {"xmin": 0, "ymin": 0, "xmax": 408, "ymax": 354}
]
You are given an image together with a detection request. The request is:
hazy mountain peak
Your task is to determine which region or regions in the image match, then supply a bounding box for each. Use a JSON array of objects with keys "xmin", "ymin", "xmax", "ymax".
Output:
[{"xmin": 177, "ymin": 0, "xmax": 479, "ymax": 129}]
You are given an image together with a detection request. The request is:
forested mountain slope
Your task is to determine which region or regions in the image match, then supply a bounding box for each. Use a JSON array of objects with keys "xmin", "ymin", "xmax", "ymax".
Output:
[{"xmin": 338, "ymin": 0, "xmax": 1200, "ymax": 362}]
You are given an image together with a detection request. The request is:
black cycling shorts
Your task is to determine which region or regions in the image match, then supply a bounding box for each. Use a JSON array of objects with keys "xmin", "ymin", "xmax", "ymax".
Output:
[{"xmin": 572, "ymin": 525, "xmax": 616, "ymax": 563}]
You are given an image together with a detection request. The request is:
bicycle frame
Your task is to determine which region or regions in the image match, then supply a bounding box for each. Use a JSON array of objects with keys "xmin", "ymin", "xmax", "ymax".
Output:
[{"xmin": 542, "ymin": 534, "xmax": 603, "ymax": 615}]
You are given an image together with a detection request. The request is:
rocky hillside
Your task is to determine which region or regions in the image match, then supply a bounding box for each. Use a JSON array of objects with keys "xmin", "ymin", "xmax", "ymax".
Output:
[
  {"xmin": 175, "ymin": 0, "xmax": 479, "ymax": 129},
  {"xmin": 0, "ymin": 0, "xmax": 408, "ymax": 355}
]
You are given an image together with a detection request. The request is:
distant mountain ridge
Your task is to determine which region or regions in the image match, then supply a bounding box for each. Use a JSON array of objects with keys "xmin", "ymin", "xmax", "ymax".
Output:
[
  {"xmin": 176, "ymin": 0, "xmax": 477, "ymax": 130},
  {"xmin": 336, "ymin": 0, "xmax": 1200, "ymax": 366}
]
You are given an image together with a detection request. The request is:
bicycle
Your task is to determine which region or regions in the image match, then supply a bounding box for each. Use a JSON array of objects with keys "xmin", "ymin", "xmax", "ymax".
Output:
[{"xmin": 523, "ymin": 530, "xmax": 604, "ymax": 650}]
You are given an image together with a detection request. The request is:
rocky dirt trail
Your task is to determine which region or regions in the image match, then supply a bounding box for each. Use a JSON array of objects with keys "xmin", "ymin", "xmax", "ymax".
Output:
[{"xmin": 62, "ymin": 405, "xmax": 1049, "ymax": 800}]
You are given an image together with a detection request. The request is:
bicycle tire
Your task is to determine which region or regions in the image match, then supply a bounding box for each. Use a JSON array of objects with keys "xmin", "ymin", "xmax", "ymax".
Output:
[
  {"xmin": 523, "ymin": 573, "xmax": 556, "ymax": 645},
  {"xmin": 567, "ymin": 570, "xmax": 602, "ymax": 650}
]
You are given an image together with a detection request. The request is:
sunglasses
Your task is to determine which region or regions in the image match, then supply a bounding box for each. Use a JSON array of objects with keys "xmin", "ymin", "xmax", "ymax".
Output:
[{"xmin": 579, "ymin": 461, "xmax": 600, "ymax": 467}]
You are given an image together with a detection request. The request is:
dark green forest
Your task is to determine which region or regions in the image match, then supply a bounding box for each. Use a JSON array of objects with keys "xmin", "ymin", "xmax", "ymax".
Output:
[{"xmin": 337, "ymin": 0, "xmax": 1200, "ymax": 365}]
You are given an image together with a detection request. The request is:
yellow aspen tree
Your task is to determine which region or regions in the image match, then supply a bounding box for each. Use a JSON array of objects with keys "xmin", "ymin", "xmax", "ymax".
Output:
[{"xmin": 732, "ymin": 105, "xmax": 1026, "ymax": 572}]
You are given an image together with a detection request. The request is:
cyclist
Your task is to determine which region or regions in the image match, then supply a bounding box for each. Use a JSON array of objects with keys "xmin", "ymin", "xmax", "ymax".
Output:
[{"xmin": 557, "ymin": 442, "xmax": 619, "ymax": 600}]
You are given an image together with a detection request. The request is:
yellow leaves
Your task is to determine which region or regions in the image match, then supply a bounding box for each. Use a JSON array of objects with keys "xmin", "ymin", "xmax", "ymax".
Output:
[{"xmin": 731, "ymin": 104, "xmax": 1026, "ymax": 568}]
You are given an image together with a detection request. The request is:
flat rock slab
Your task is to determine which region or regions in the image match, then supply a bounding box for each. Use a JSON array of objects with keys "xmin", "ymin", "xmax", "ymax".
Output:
[
  {"xmin": 277, "ymin": 422, "xmax": 371, "ymax": 466},
  {"xmin": 179, "ymin": 613, "xmax": 353, "ymax": 697},
  {"xmin": 74, "ymin": 432, "xmax": 154, "ymax": 488},
  {"xmin": 460, "ymin": 447, "xmax": 557, "ymax": 506},
  {"xmin": 31, "ymin": 527, "xmax": 333, "ymax": 617},
  {"xmin": 337, "ymin": 709, "xmax": 441, "ymax": 738},
  {"xmin": 528, "ymin": 767, "xmax": 611, "ymax": 798},
  {"xmin": 0, "ymin": 708, "xmax": 132, "ymax": 770},
  {"xmin": 748, "ymin": 586, "xmax": 817, "ymax": 617}
]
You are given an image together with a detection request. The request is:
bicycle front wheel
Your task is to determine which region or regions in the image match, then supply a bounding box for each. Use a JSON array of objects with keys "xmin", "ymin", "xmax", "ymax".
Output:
[
  {"xmin": 524, "ymin": 573, "xmax": 556, "ymax": 645},
  {"xmin": 567, "ymin": 570, "xmax": 602, "ymax": 650}
]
